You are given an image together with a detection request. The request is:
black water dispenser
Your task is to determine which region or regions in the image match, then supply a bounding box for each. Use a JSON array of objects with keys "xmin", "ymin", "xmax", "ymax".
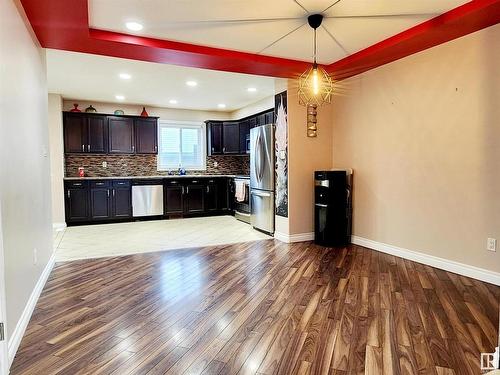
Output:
[{"xmin": 314, "ymin": 170, "xmax": 352, "ymax": 247}]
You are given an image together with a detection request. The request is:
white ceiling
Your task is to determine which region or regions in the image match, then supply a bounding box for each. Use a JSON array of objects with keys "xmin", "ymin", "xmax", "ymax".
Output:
[
  {"xmin": 46, "ymin": 49, "xmax": 281, "ymax": 111},
  {"xmin": 89, "ymin": 0, "xmax": 469, "ymax": 64}
]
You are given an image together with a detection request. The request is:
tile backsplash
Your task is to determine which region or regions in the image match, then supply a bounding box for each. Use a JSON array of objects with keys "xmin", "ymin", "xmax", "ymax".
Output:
[{"xmin": 65, "ymin": 154, "xmax": 250, "ymax": 177}]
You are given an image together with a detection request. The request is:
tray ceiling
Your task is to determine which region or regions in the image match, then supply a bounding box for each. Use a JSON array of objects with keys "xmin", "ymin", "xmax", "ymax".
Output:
[{"xmin": 89, "ymin": 0, "xmax": 469, "ymax": 64}]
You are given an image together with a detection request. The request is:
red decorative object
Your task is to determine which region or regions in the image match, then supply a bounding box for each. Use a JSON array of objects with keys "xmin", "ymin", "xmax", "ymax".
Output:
[
  {"xmin": 70, "ymin": 103, "xmax": 81, "ymax": 112},
  {"xmin": 140, "ymin": 107, "xmax": 149, "ymax": 117},
  {"xmin": 78, "ymin": 167, "xmax": 85, "ymax": 177}
]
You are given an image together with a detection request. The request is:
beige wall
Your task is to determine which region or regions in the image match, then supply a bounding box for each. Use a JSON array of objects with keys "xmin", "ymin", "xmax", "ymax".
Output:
[
  {"xmin": 62, "ymin": 100, "xmax": 230, "ymax": 122},
  {"xmin": 0, "ymin": 0, "xmax": 53, "ymax": 340},
  {"xmin": 230, "ymin": 96, "xmax": 274, "ymax": 120},
  {"xmin": 287, "ymin": 81, "xmax": 334, "ymax": 235},
  {"xmin": 332, "ymin": 24, "xmax": 500, "ymax": 273},
  {"xmin": 48, "ymin": 94, "xmax": 65, "ymax": 225}
]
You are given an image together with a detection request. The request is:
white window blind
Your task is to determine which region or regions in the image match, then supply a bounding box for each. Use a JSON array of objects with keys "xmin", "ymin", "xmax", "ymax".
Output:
[{"xmin": 157, "ymin": 121, "xmax": 206, "ymax": 170}]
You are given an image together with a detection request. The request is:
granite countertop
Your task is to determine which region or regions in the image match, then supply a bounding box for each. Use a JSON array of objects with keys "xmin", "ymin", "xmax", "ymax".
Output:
[{"xmin": 64, "ymin": 175, "xmax": 250, "ymax": 180}]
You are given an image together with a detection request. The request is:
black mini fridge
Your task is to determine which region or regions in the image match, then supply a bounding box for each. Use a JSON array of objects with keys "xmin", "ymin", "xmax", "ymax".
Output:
[{"xmin": 314, "ymin": 170, "xmax": 352, "ymax": 247}]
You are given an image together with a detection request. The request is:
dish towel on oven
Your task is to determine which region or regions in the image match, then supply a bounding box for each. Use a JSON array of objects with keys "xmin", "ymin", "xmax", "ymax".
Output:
[{"xmin": 235, "ymin": 180, "xmax": 246, "ymax": 202}]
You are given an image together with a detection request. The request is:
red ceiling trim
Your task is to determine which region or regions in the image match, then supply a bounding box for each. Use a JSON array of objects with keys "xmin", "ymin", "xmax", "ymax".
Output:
[
  {"xmin": 19, "ymin": 0, "xmax": 500, "ymax": 79},
  {"xmin": 328, "ymin": 0, "xmax": 500, "ymax": 80}
]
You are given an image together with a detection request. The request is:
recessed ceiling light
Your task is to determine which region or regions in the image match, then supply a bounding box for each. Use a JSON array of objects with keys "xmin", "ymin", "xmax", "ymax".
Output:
[
  {"xmin": 119, "ymin": 73, "xmax": 131, "ymax": 80},
  {"xmin": 247, "ymin": 87, "xmax": 257, "ymax": 92},
  {"xmin": 169, "ymin": 99, "xmax": 178, "ymax": 104},
  {"xmin": 217, "ymin": 104, "xmax": 226, "ymax": 109},
  {"xmin": 186, "ymin": 80, "xmax": 198, "ymax": 87},
  {"xmin": 125, "ymin": 22, "xmax": 143, "ymax": 31},
  {"xmin": 115, "ymin": 95, "xmax": 125, "ymax": 100}
]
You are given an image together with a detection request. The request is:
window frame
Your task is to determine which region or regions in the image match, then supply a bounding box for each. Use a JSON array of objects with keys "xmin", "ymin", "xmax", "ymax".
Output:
[{"xmin": 157, "ymin": 120, "xmax": 207, "ymax": 171}]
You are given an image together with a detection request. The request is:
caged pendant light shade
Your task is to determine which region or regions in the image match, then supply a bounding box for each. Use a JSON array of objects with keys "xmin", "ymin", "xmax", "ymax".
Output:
[{"xmin": 297, "ymin": 14, "xmax": 334, "ymax": 108}]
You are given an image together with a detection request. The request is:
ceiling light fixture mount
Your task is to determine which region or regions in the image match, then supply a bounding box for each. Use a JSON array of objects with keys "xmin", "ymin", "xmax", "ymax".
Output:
[{"xmin": 298, "ymin": 13, "xmax": 335, "ymax": 137}]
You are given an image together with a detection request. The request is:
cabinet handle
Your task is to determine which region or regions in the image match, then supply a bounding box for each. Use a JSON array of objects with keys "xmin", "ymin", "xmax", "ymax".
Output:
[
  {"xmin": 88, "ymin": 144, "xmax": 91, "ymax": 151},
  {"xmin": 67, "ymin": 190, "xmax": 70, "ymax": 198},
  {"xmin": 186, "ymin": 186, "xmax": 189, "ymax": 194},
  {"xmin": 211, "ymin": 147, "xmax": 214, "ymax": 153},
  {"xmin": 206, "ymin": 186, "xmax": 209, "ymax": 193},
  {"xmin": 96, "ymin": 182, "xmax": 104, "ymax": 186},
  {"xmin": 82, "ymin": 144, "xmax": 85, "ymax": 152},
  {"xmin": 113, "ymin": 189, "xmax": 115, "ymax": 197},
  {"xmin": 223, "ymin": 147, "xmax": 226, "ymax": 153},
  {"xmin": 182, "ymin": 186, "xmax": 185, "ymax": 195},
  {"xmin": 191, "ymin": 180, "xmax": 198, "ymax": 183},
  {"xmin": 132, "ymin": 145, "xmax": 135, "ymax": 151},
  {"xmin": 107, "ymin": 189, "xmax": 110, "ymax": 197}
]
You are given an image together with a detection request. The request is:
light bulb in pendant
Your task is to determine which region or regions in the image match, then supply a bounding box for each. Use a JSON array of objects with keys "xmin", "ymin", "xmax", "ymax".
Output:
[{"xmin": 312, "ymin": 65, "xmax": 319, "ymax": 96}]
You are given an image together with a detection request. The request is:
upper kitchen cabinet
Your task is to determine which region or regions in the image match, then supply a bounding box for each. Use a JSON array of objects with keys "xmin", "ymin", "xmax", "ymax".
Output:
[
  {"xmin": 63, "ymin": 112, "xmax": 159, "ymax": 155},
  {"xmin": 207, "ymin": 121, "xmax": 223, "ymax": 155},
  {"xmin": 134, "ymin": 118, "xmax": 158, "ymax": 154},
  {"xmin": 64, "ymin": 113, "xmax": 108, "ymax": 154},
  {"xmin": 222, "ymin": 122, "xmax": 240, "ymax": 154},
  {"xmin": 108, "ymin": 116, "xmax": 134, "ymax": 154},
  {"xmin": 87, "ymin": 116, "xmax": 108, "ymax": 153},
  {"xmin": 64, "ymin": 113, "xmax": 87, "ymax": 153},
  {"xmin": 205, "ymin": 108, "xmax": 274, "ymax": 156}
]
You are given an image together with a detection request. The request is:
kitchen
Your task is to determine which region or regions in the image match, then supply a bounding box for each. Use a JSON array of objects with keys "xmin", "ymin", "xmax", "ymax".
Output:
[{"xmin": 49, "ymin": 50, "xmax": 284, "ymax": 260}]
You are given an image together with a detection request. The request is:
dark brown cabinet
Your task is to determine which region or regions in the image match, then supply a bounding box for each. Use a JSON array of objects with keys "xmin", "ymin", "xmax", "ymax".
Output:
[
  {"xmin": 205, "ymin": 109, "xmax": 274, "ymax": 156},
  {"xmin": 207, "ymin": 121, "xmax": 223, "ymax": 155},
  {"xmin": 112, "ymin": 180, "xmax": 132, "ymax": 218},
  {"xmin": 87, "ymin": 116, "xmax": 108, "ymax": 153},
  {"xmin": 165, "ymin": 181, "xmax": 184, "ymax": 215},
  {"xmin": 90, "ymin": 187, "xmax": 112, "ymax": 220},
  {"xmin": 108, "ymin": 116, "xmax": 134, "ymax": 154},
  {"xmin": 65, "ymin": 181, "xmax": 89, "ymax": 222},
  {"xmin": 63, "ymin": 112, "xmax": 158, "ymax": 155},
  {"xmin": 64, "ymin": 114, "xmax": 87, "ymax": 153},
  {"xmin": 205, "ymin": 179, "xmax": 218, "ymax": 212},
  {"xmin": 222, "ymin": 122, "xmax": 240, "ymax": 154},
  {"xmin": 135, "ymin": 118, "xmax": 157, "ymax": 154},
  {"xmin": 185, "ymin": 182, "xmax": 205, "ymax": 213}
]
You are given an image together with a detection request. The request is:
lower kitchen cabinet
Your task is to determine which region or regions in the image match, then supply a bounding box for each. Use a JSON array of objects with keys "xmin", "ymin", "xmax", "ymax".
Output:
[
  {"xmin": 90, "ymin": 188, "xmax": 112, "ymax": 220},
  {"xmin": 65, "ymin": 181, "xmax": 89, "ymax": 222},
  {"xmin": 112, "ymin": 180, "xmax": 132, "ymax": 218},
  {"xmin": 185, "ymin": 182, "xmax": 205, "ymax": 213},
  {"xmin": 164, "ymin": 181, "xmax": 184, "ymax": 215},
  {"xmin": 65, "ymin": 177, "xmax": 234, "ymax": 225}
]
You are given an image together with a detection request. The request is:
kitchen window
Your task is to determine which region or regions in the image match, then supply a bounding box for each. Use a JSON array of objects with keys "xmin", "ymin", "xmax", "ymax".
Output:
[{"xmin": 157, "ymin": 121, "xmax": 206, "ymax": 170}]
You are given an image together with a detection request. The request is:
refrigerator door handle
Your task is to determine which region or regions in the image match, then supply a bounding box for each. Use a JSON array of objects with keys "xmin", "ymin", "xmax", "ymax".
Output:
[{"xmin": 251, "ymin": 191, "xmax": 271, "ymax": 198}]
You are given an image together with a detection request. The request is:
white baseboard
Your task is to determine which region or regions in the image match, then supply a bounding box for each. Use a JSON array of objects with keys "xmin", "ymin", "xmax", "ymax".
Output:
[
  {"xmin": 351, "ymin": 236, "xmax": 500, "ymax": 286},
  {"xmin": 275, "ymin": 232, "xmax": 314, "ymax": 243},
  {"xmin": 8, "ymin": 253, "xmax": 55, "ymax": 366},
  {"xmin": 52, "ymin": 222, "xmax": 66, "ymax": 231}
]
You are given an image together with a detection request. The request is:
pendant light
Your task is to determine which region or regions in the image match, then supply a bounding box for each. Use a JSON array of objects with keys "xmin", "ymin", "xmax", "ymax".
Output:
[{"xmin": 298, "ymin": 14, "xmax": 334, "ymax": 137}]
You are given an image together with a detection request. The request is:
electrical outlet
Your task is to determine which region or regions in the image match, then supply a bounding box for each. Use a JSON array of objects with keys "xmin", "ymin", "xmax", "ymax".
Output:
[
  {"xmin": 33, "ymin": 248, "xmax": 38, "ymax": 264},
  {"xmin": 487, "ymin": 238, "xmax": 496, "ymax": 252},
  {"xmin": 102, "ymin": 161, "xmax": 107, "ymax": 168}
]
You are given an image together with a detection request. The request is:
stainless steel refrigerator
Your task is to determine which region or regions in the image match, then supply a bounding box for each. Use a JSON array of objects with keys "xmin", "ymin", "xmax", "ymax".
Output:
[{"xmin": 250, "ymin": 124, "xmax": 275, "ymax": 234}]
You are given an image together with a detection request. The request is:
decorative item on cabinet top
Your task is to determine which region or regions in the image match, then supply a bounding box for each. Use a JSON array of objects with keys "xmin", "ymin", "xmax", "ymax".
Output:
[
  {"xmin": 85, "ymin": 105, "xmax": 97, "ymax": 113},
  {"xmin": 140, "ymin": 106, "xmax": 149, "ymax": 117},
  {"xmin": 70, "ymin": 103, "xmax": 81, "ymax": 112},
  {"xmin": 114, "ymin": 109, "xmax": 125, "ymax": 115}
]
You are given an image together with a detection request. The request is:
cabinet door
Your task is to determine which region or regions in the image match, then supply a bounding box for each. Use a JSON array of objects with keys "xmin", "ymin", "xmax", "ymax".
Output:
[
  {"xmin": 165, "ymin": 184, "xmax": 184, "ymax": 214},
  {"xmin": 113, "ymin": 187, "xmax": 132, "ymax": 218},
  {"xmin": 222, "ymin": 122, "xmax": 239, "ymax": 154},
  {"xmin": 108, "ymin": 117, "xmax": 134, "ymax": 153},
  {"xmin": 90, "ymin": 188, "xmax": 112, "ymax": 220},
  {"xmin": 207, "ymin": 122, "xmax": 223, "ymax": 155},
  {"xmin": 185, "ymin": 184, "xmax": 205, "ymax": 213},
  {"xmin": 88, "ymin": 116, "xmax": 108, "ymax": 153},
  {"xmin": 64, "ymin": 114, "xmax": 87, "ymax": 153},
  {"xmin": 135, "ymin": 118, "xmax": 157, "ymax": 154},
  {"xmin": 205, "ymin": 180, "xmax": 218, "ymax": 212},
  {"xmin": 239, "ymin": 120, "xmax": 250, "ymax": 154},
  {"xmin": 65, "ymin": 187, "xmax": 89, "ymax": 221},
  {"xmin": 265, "ymin": 110, "xmax": 275, "ymax": 125}
]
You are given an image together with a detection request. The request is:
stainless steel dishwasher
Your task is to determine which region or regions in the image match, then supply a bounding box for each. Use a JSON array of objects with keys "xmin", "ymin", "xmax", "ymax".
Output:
[{"xmin": 132, "ymin": 180, "xmax": 164, "ymax": 217}]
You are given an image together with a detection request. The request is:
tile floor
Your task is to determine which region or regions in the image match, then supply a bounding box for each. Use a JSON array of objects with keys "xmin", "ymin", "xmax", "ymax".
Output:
[{"xmin": 54, "ymin": 215, "xmax": 271, "ymax": 261}]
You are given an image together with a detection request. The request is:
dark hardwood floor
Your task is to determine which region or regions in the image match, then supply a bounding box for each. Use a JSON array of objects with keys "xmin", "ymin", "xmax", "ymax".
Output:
[{"xmin": 10, "ymin": 240, "xmax": 500, "ymax": 375}]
